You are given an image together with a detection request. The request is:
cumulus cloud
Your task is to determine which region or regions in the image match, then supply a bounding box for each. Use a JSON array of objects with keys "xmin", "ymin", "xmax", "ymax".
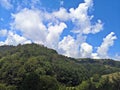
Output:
[
  {"xmin": 80, "ymin": 42, "xmax": 93, "ymax": 58},
  {"xmin": 11, "ymin": 8, "xmax": 67, "ymax": 49},
  {"xmin": 69, "ymin": 1, "xmax": 103, "ymax": 34},
  {"xmin": 91, "ymin": 53, "xmax": 100, "ymax": 59},
  {"xmin": 91, "ymin": 20, "xmax": 103, "ymax": 34},
  {"xmin": 12, "ymin": 8, "xmax": 47, "ymax": 44},
  {"xmin": 53, "ymin": 0, "xmax": 103, "ymax": 35},
  {"xmin": 0, "ymin": 31, "xmax": 31, "ymax": 46},
  {"xmin": 58, "ymin": 35, "xmax": 79, "ymax": 57},
  {"xmin": 52, "ymin": 8, "xmax": 70, "ymax": 21},
  {"xmin": 46, "ymin": 23, "xmax": 67, "ymax": 49},
  {"xmin": 97, "ymin": 32, "xmax": 117, "ymax": 58},
  {"xmin": 0, "ymin": 0, "xmax": 116, "ymax": 59},
  {"xmin": 10, "ymin": 0, "xmax": 103, "ymax": 58}
]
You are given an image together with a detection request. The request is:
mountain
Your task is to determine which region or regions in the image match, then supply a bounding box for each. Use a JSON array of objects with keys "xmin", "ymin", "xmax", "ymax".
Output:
[{"xmin": 0, "ymin": 43, "xmax": 120, "ymax": 90}]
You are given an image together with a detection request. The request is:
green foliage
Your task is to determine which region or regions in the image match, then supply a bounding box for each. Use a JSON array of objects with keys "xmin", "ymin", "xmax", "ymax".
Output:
[
  {"xmin": 0, "ymin": 84, "xmax": 6, "ymax": 90},
  {"xmin": 111, "ymin": 73, "xmax": 120, "ymax": 90},
  {"xmin": 92, "ymin": 74, "xmax": 101, "ymax": 82},
  {"xmin": 20, "ymin": 72, "xmax": 40, "ymax": 90},
  {"xmin": 20, "ymin": 72, "xmax": 59, "ymax": 90},
  {"xmin": 0, "ymin": 44, "xmax": 120, "ymax": 90},
  {"xmin": 6, "ymin": 85, "xmax": 17, "ymax": 90},
  {"xmin": 77, "ymin": 58, "xmax": 120, "ymax": 75},
  {"xmin": 78, "ymin": 80, "xmax": 90, "ymax": 90},
  {"xmin": 98, "ymin": 76, "xmax": 112, "ymax": 90},
  {"xmin": 39, "ymin": 75, "xmax": 59, "ymax": 90},
  {"xmin": 76, "ymin": 73, "xmax": 120, "ymax": 90},
  {"xmin": 0, "ymin": 83, "xmax": 17, "ymax": 90}
]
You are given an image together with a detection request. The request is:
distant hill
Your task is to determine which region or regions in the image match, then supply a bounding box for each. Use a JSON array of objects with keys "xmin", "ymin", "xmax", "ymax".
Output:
[
  {"xmin": 0, "ymin": 43, "xmax": 120, "ymax": 90},
  {"xmin": 76, "ymin": 58, "xmax": 120, "ymax": 75}
]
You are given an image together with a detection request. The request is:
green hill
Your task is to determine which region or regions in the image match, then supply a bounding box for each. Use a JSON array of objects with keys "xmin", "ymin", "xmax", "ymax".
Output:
[{"xmin": 0, "ymin": 43, "xmax": 120, "ymax": 90}]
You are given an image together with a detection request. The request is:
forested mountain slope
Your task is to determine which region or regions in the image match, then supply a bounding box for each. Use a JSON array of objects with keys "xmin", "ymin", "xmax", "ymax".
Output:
[{"xmin": 0, "ymin": 43, "xmax": 120, "ymax": 90}]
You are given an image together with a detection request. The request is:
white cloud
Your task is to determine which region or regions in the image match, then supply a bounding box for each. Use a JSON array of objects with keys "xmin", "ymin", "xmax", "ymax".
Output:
[
  {"xmin": 52, "ymin": 8, "xmax": 70, "ymax": 21},
  {"xmin": 91, "ymin": 20, "xmax": 103, "ymax": 34},
  {"xmin": 11, "ymin": 8, "xmax": 67, "ymax": 49},
  {"xmin": 91, "ymin": 53, "xmax": 100, "ymax": 59},
  {"xmin": 0, "ymin": 0, "xmax": 115, "ymax": 59},
  {"xmin": 12, "ymin": 8, "xmax": 47, "ymax": 44},
  {"xmin": 69, "ymin": 0, "xmax": 103, "ymax": 34},
  {"xmin": 97, "ymin": 32, "xmax": 117, "ymax": 58},
  {"xmin": 0, "ymin": 31, "xmax": 31, "ymax": 46},
  {"xmin": 46, "ymin": 22, "xmax": 67, "ymax": 49},
  {"xmin": 52, "ymin": 0, "xmax": 103, "ymax": 35},
  {"xmin": 58, "ymin": 35, "xmax": 79, "ymax": 57},
  {"xmin": 0, "ymin": 0, "xmax": 12, "ymax": 9},
  {"xmin": 80, "ymin": 42, "xmax": 93, "ymax": 58}
]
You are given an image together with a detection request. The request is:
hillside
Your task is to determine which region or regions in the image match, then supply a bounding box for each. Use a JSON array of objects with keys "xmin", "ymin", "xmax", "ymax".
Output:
[
  {"xmin": 76, "ymin": 58, "xmax": 120, "ymax": 75},
  {"xmin": 0, "ymin": 43, "xmax": 120, "ymax": 90}
]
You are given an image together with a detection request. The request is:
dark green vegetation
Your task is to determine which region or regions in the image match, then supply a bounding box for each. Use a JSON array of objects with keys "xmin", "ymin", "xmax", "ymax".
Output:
[{"xmin": 0, "ymin": 43, "xmax": 120, "ymax": 90}]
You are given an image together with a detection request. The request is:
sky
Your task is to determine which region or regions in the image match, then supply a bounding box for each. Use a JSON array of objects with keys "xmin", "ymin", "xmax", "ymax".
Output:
[{"xmin": 0, "ymin": 0, "xmax": 120, "ymax": 60}]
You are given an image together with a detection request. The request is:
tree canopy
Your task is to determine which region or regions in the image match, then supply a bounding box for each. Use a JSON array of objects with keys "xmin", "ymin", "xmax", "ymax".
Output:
[{"xmin": 0, "ymin": 43, "xmax": 120, "ymax": 90}]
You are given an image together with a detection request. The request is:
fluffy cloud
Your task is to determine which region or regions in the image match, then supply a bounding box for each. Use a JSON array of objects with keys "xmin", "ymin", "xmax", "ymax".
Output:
[
  {"xmin": 80, "ymin": 42, "xmax": 93, "ymax": 58},
  {"xmin": 12, "ymin": 8, "xmax": 67, "ymax": 49},
  {"xmin": 0, "ymin": 31, "xmax": 31, "ymax": 46},
  {"xmin": 12, "ymin": 8, "xmax": 47, "ymax": 44},
  {"xmin": 91, "ymin": 20, "xmax": 103, "ymax": 34},
  {"xmin": 58, "ymin": 35, "xmax": 79, "ymax": 57},
  {"xmin": 0, "ymin": 0, "xmax": 116, "ymax": 59},
  {"xmin": 46, "ymin": 23, "xmax": 67, "ymax": 49},
  {"xmin": 91, "ymin": 53, "xmax": 100, "ymax": 59},
  {"xmin": 97, "ymin": 32, "xmax": 117, "ymax": 58},
  {"xmin": 52, "ymin": 8, "xmax": 70, "ymax": 21},
  {"xmin": 52, "ymin": 0, "xmax": 103, "ymax": 35},
  {"xmin": 69, "ymin": 1, "xmax": 103, "ymax": 34}
]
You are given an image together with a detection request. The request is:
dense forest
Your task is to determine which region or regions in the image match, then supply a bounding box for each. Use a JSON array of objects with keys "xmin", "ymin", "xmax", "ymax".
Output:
[{"xmin": 0, "ymin": 43, "xmax": 120, "ymax": 90}]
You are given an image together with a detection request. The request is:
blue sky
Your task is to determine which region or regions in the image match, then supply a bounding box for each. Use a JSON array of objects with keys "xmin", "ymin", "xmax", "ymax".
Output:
[{"xmin": 0, "ymin": 0, "xmax": 120, "ymax": 60}]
